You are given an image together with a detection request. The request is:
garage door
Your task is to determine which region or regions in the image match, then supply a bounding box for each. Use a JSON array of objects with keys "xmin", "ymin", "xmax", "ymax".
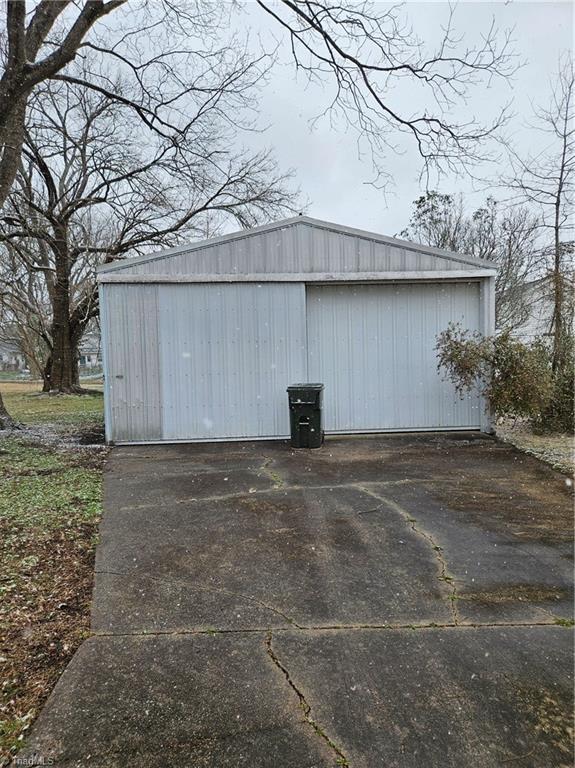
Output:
[
  {"xmin": 158, "ymin": 283, "xmax": 307, "ymax": 440},
  {"xmin": 306, "ymin": 283, "xmax": 481, "ymax": 432}
]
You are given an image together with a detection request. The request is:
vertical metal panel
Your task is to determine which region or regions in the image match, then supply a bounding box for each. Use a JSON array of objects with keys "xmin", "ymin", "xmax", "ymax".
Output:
[
  {"xmin": 98, "ymin": 284, "xmax": 112, "ymax": 443},
  {"xmin": 306, "ymin": 282, "xmax": 481, "ymax": 432},
  {"xmin": 101, "ymin": 284, "xmax": 162, "ymax": 442},
  {"xmin": 158, "ymin": 283, "xmax": 306, "ymax": 440}
]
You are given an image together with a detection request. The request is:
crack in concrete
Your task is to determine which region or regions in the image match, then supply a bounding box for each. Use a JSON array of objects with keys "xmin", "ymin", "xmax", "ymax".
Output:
[
  {"xmin": 94, "ymin": 568, "xmax": 303, "ymax": 629},
  {"xmin": 257, "ymin": 458, "xmax": 286, "ymax": 489},
  {"xmin": 90, "ymin": 621, "xmax": 571, "ymax": 638},
  {"xmin": 357, "ymin": 486, "xmax": 460, "ymax": 625},
  {"xmin": 356, "ymin": 504, "xmax": 385, "ymax": 516},
  {"xmin": 115, "ymin": 477, "xmax": 459, "ymax": 511},
  {"xmin": 265, "ymin": 632, "xmax": 350, "ymax": 767},
  {"xmin": 92, "ymin": 620, "xmax": 564, "ymax": 639}
]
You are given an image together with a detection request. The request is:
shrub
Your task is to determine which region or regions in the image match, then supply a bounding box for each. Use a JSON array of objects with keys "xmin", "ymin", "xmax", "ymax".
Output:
[
  {"xmin": 435, "ymin": 323, "xmax": 554, "ymax": 423},
  {"xmin": 533, "ymin": 338, "xmax": 574, "ymax": 434}
]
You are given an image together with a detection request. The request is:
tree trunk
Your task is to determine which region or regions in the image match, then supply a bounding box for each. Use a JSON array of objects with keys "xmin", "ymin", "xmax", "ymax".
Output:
[
  {"xmin": 49, "ymin": 223, "xmax": 78, "ymax": 393},
  {"xmin": 0, "ymin": 96, "xmax": 27, "ymax": 210},
  {"xmin": 70, "ymin": 318, "xmax": 90, "ymax": 392},
  {"xmin": 551, "ymin": 88, "xmax": 570, "ymax": 374},
  {"xmin": 0, "ymin": 390, "xmax": 18, "ymax": 430},
  {"xmin": 42, "ymin": 354, "xmax": 53, "ymax": 392},
  {"xmin": 71, "ymin": 342, "xmax": 80, "ymax": 389},
  {"xmin": 551, "ymin": 224, "xmax": 564, "ymax": 373}
]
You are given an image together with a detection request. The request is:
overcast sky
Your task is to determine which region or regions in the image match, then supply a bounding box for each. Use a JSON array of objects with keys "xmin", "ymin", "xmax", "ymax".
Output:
[{"xmin": 234, "ymin": 1, "xmax": 573, "ymax": 236}]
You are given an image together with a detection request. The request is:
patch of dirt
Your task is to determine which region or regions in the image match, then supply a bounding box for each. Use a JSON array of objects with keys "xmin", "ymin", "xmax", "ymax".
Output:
[
  {"xmin": 10, "ymin": 467, "xmax": 63, "ymax": 477},
  {"xmin": 458, "ymin": 584, "xmax": 569, "ymax": 604},
  {"xmin": 76, "ymin": 424, "xmax": 106, "ymax": 446},
  {"xmin": 2, "ymin": 425, "xmax": 108, "ymax": 456},
  {"xmin": 432, "ymin": 480, "xmax": 573, "ymax": 543},
  {"xmin": 0, "ymin": 523, "xmax": 98, "ymax": 767},
  {"xmin": 514, "ymin": 685, "xmax": 574, "ymax": 765},
  {"xmin": 67, "ymin": 450, "xmax": 107, "ymax": 472},
  {"xmin": 3, "ymin": 438, "xmax": 107, "ymax": 475},
  {"xmin": 497, "ymin": 420, "xmax": 574, "ymax": 476}
]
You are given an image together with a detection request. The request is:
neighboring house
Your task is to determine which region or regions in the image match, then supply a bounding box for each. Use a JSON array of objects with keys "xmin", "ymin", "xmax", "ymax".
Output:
[
  {"xmin": 97, "ymin": 215, "xmax": 497, "ymax": 444},
  {"xmin": 0, "ymin": 340, "xmax": 26, "ymax": 372},
  {"xmin": 512, "ymin": 275, "xmax": 573, "ymax": 343},
  {"xmin": 0, "ymin": 326, "xmax": 102, "ymax": 375},
  {"xmin": 78, "ymin": 331, "xmax": 102, "ymax": 370}
]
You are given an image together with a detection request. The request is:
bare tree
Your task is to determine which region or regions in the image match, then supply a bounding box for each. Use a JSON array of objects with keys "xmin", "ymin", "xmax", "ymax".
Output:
[
  {"xmin": 0, "ymin": 0, "xmax": 215, "ymax": 422},
  {"xmin": 256, "ymin": 1, "xmax": 517, "ymax": 186},
  {"xmin": 501, "ymin": 54, "xmax": 574, "ymax": 370},
  {"xmin": 0, "ymin": 0, "xmax": 125, "ymax": 427},
  {"xmin": 1, "ymin": 1, "xmax": 517, "ymax": 206},
  {"xmin": 0, "ymin": 0, "xmax": 129, "ymax": 207},
  {"xmin": 0, "ymin": 72, "xmax": 299, "ymax": 393},
  {"xmin": 0, "ymin": 2, "xmax": 258, "ymax": 205},
  {"xmin": 0, "ymin": 0, "xmax": 518, "ymax": 424},
  {"xmin": 400, "ymin": 191, "xmax": 540, "ymax": 330}
]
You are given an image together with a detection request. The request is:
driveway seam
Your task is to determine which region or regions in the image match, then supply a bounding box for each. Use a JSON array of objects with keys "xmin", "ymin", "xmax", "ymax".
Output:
[
  {"xmin": 356, "ymin": 486, "xmax": 460, "ymax": 625},
  {"xmin": 94, "ymin": 569, "xmax": 569, "ymax": 636},
  {"xmin": 265, "ymin": 632, "xmax": 350, "ymax": 767},
  {"xmin": 91, "ymin": 620, "xmax": 563, "ymax": 638},
  {"xmin": 112, "ymin": 477, "xmax": 464, "ymax": 510}
]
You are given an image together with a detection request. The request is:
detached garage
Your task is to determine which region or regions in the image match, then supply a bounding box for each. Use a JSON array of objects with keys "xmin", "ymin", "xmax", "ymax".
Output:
[{"xmin": 97, "ymin": 216, "xmax": 496, "ymax": 444}]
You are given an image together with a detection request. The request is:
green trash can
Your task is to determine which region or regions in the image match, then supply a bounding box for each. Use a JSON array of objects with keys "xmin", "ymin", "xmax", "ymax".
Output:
[{"xmin": 287, "ymin": 383, "xmax": 324, "ymax": 449}]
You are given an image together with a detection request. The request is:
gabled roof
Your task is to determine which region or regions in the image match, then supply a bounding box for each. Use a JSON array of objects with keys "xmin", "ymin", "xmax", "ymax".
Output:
[{"xmin": 97, "ymin": 215, "xmax": 496, "ymax": 278}]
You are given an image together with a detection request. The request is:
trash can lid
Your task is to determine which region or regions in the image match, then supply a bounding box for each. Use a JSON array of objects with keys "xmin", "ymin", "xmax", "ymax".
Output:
[{"xmin": 287, "ymin": 383, "xmax": 324, "ymax": 391}]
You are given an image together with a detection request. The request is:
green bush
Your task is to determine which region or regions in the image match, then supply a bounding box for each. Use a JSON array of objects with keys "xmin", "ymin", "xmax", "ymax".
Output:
[
  {"xmin": 533, "ymin": 338, "xmax": 574, "ymax": 434},
  {"xmin": 436, "ymin": 324, "xmax": 555, "ymax": 424}
]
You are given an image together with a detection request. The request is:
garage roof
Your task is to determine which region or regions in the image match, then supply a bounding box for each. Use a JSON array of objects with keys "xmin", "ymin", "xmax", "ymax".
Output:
[{"xmin": 97, "ymin": 215, "xmax": 497, "ymax": 282}]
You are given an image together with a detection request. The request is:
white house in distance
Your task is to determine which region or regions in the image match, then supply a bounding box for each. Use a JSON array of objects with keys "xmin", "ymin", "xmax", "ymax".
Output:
[
  {"xmin": 512, "ymin": 275, "xmax": 571, "ymax": 343},
  {"xmin": 0, "ymin": 340, "xmax": 26, "ymax": 372},
  {"xmin": 78, "ymin": 331, "xmax": 102, "ymax": 371},
  {"xmin": 97, "ymin": 216, "xmax": 496, "ymax": 444}
]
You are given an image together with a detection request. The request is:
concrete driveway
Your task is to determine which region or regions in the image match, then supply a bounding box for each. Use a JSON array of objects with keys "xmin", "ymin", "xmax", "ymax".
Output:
[{"xmin": 20, "ymin": 434, "xmax": 573, "ymax": 767}]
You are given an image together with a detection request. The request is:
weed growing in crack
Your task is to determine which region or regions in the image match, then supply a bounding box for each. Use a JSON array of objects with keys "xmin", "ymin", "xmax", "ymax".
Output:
[
  {"xmin": 258, "ymin": 459, "xmax": 285, "ymax": 490},
  {"xmin": 553, "ymin": 618, "xmax": 574, "ymax": 627}
]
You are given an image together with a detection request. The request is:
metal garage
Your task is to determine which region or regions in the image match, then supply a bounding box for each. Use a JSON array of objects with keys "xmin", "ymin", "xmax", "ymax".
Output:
[{"xmin": 97, "ymin": 216, "xmax": 496, "ymax": 444}]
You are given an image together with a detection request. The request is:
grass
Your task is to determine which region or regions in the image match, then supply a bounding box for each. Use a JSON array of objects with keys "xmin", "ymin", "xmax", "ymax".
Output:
[
  {"xmin": 0, "ymin": 382, "xmax": 105, "ymax": 766},
  {"xmin": 554, "ymin": 618, "xmax": 575, "ymax": 628},
  {"xmin": 2, "ymin": 380, "xmax": 103, "ymax": 429}
]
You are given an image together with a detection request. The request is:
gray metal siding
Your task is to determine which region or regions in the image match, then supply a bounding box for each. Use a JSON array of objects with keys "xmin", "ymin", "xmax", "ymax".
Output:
[
  {"xmin": 125, "ymin": 223, "xmax": 470, "ymax": 277},
  {"xmin": 100, "ymin": 273, "xmax": 492, "ymax": 443},
  {"xmin": 101, "ymin": 284, "xmax": 162, "ymax": 442},
  {"xmin": 157, "ymin": 283, "xmax": 307, "ymax": 440},
  {"xmin": 306, "ymin": 283, "xmax": 482, "ymax": 432}
]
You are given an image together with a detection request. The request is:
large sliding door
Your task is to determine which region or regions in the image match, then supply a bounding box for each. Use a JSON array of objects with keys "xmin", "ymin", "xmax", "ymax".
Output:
[
  {"xmin": 158, "ymin": 283, "xmax": 307, "ymax": 440},
  {"xmin": 102, "ymin": 280, "xmax": 483, "ymax": 443},
  {"xmin": 306, "ymin": 283, "xmax": 482, "ymax": 432}
]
